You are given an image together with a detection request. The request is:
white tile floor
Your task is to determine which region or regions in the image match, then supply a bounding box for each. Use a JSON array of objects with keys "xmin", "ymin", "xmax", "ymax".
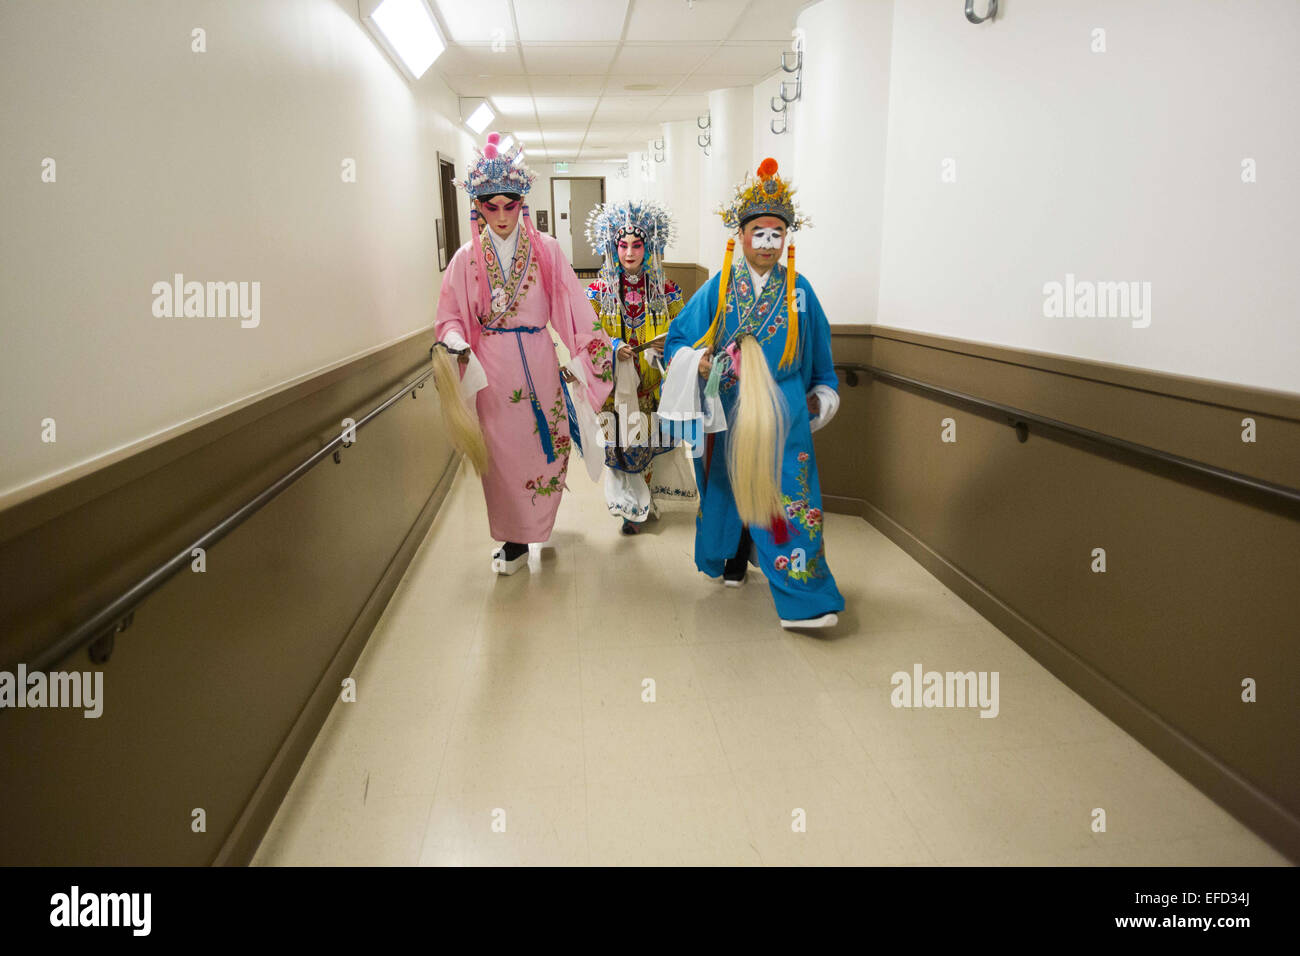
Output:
[{"xmin": 253, "ymin": 459, "xmax": 1289, "ymax": 866}]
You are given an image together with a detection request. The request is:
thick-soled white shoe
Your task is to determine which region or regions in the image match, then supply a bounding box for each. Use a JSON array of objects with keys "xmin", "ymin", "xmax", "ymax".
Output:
[
  {"xmin": 779, "ymin": 613, "xmax": 839, "ymax": 630},
  {"xmin": 491, "ymin": 547, "xmax": 529, "ymax": 575}
]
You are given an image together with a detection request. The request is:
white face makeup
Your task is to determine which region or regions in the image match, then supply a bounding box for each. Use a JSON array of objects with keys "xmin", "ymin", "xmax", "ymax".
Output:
[{"xmin": 750, "ymin": 227, "xmax": 785, "ymax": 250}]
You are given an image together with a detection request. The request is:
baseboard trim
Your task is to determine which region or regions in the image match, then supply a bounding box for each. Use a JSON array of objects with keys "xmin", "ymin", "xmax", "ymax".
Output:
[
  {"xmin": 213, "ymin": 453, "xmax": 461, "ymax": 866},
  {"xmin": 823, "ymin": 494, "xmax": 866, "ymax": 518},
  {"xmin": 856, "ymin": 495, "xmax": 1300, "ymax": 863}
]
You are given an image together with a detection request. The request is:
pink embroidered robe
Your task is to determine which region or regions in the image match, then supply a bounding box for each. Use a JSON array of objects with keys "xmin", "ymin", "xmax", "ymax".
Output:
[{"xmin": 435, "ymin": 222, "xmax": 614, "ymax": 543}]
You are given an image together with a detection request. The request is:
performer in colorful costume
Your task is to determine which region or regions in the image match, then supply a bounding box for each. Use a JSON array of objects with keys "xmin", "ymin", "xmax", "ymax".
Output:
[
  {"xmin": 661, "ymin": 159, "xmax": 843, "ymax": 628},
  {"xmin": 433, "ymin": 133, "xmax": 614, "ymax": 574},
  {"xmin": 584, "ymin": 200, "xmax": 695, "ymax": 534}
]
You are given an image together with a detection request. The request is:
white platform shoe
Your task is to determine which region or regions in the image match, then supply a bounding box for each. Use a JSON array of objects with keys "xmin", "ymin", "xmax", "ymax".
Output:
[
  {"xmin": 490, "ymin": 546, "xmax": 529, "ymax": 575},
  {"xmin": 779, "ymin": 612, "xmax": 839, "ymax": 630}
]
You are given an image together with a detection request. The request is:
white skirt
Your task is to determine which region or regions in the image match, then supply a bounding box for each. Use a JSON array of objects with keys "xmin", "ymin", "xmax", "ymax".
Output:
[
  {"xmin": 646, "ymin": 444, "xmax": 698, "ymax": 505},
  {"xmin": 604, "ymin": 468, "xmax": 652, "ymax": 521}
]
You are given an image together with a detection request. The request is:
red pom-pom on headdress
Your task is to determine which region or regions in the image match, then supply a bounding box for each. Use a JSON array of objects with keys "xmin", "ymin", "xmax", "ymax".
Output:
[
  {"xmin": 484, "ymin": 145, "xmax": 498, "ymax": 159},
  {"xmin": 486, "ymin": 132, "xmax": 501, "ymax": 146},
  {"xmin": 757, "ymin": 157, "xmax": 779, "ymax": 178}
]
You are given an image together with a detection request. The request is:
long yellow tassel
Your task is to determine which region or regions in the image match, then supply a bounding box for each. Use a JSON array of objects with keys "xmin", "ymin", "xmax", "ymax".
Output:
[
  {"xmin": 694, "ymin": 238, "xmax": 735, "ymax": 353},
  {"xmin": 779, "ymin": 243, "xmax": 798, "ymax": 370}
]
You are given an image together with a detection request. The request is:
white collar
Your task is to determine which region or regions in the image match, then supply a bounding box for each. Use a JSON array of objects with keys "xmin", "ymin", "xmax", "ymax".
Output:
[
  {"xmin": 745, "ymin": 257, "xmax": 773, "ymax": 294},
  {"xmin": 487, "ymin": 220, "xmax": 521, "ymax": 263}
]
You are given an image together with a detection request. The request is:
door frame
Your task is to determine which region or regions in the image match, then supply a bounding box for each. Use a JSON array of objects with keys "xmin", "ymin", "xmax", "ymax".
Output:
[
  {"xmin": 436, "ymin": 151, "xmax": 461, "ymax": 271},
  {"xmin": 548, "ymin": 175, "xmax": 606, "ymax": 238}
]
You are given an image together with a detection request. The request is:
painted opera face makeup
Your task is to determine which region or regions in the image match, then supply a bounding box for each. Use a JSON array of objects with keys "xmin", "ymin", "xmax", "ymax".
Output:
[
  {"xmin": 477, "ymin": 195, "xmax": 523, "ymax": 239},
  {"xmin": 616, "ymin": 232, "xmax": 646, "ymax": 274},
  {"xmin": 741, "ymin": 215, "xmax": 787, "ymax": 273}
]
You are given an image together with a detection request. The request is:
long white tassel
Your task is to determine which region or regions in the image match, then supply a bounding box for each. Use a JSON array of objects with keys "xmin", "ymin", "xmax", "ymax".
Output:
[{"xmin": 726, "ymin": 335, "xmax": 787, "ymax": 527}]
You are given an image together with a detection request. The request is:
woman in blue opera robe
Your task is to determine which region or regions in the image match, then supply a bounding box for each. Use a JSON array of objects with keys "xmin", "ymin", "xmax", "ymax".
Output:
[{"xmin": 662, "ymin": 158, "xmax": 844, "ymax": 629}]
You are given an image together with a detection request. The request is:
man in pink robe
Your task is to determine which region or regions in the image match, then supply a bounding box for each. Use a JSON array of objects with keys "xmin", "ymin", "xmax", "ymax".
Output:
[{"xmin": 435, "ymin": 132, "xmax": 614, "ymax": 574}]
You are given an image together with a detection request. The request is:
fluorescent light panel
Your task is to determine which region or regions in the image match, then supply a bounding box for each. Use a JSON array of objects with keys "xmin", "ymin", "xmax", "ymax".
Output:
[
  {"xmin": 370, "ymin": 0, "xmax": 443, "ymax": 80},
  {"xmin": 466, "ymin": 102, "xmax": 495, "ymax": 134}
]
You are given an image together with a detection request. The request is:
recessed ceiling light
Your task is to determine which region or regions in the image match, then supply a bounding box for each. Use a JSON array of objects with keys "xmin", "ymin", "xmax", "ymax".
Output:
[
  {"xmin": 366, "ymin": 0, "xmax": 445, "ymax": 80},
  {"xmin": 466, "ymin": 102, "xmax": 495, "ymax": 134}
]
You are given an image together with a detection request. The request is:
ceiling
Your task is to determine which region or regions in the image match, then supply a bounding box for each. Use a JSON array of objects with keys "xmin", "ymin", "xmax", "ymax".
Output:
[{"xmin": 423, "ymin": 0, "xmax": 813, "ymax": 162}]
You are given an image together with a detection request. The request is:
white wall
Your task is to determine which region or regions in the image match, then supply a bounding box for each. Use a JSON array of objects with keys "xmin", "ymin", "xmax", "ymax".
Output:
[
  {"xmin": 701, "ymin": 86, "xmax": 755, "ymax": 274},
  {"xmin": 793, "ymin": 0, "xmax": 893, "ymax": 325},
  {"xmin": 0, "ymin": 0, "xmax": 478, "ymax": 504},
  {"xmin": 661, "ymin": 120, "xmax": 702, "ymax": 264},
  {"xmin": 874, "ymin": 0, "xmax": 1300, "ymax": 394},
  {"xmin": 625, "ymin": 149, "xmax": 662, "ymax": 207}
]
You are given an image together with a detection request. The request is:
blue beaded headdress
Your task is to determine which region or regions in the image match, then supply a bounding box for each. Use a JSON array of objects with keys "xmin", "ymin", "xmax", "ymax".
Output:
[
  {"xmin": 456, "ymin": 131, "xmax": 537, "ymax": 199},
  {"xmin": 585, "ymin": 199, "xmax": 677, "ymax": 318}
]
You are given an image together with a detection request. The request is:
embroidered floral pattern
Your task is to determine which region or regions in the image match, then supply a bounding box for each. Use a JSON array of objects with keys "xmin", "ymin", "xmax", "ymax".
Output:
[
  {"xmin": 586, "ymin": 337, "xmax": 614, "ymax": 383},
  {"xmin": 480, "ymin": 225, "xmax": 534, "ymax": 327},
  {"xmin": 714, "ymin": 263, "xmax": 788, "ymax": 396},
  {"xmin": 731, "ymin": 261, "xmax": 787, "ymax": 347},
  {"xmin": 508, "ymin": 385, "xmax": 571, "ymax": 501},
  {"xmin": 775, "ymin": 546, "xmax": 827, "ymax": 583},
  {"xmin": 781, "ymin": 454, "xmax": 822, "ymax": 541},
  {"xmin": 649, "ymin": 484, "xmax": 697, "ymax": 499},
  {"xmin": 525, "ymin": 473, "xmax": 562, "ymax": 503}
]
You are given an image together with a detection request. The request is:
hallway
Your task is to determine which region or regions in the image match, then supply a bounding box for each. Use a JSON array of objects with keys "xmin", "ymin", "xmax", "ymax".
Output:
[{"xmin": 254, "ymin": 461, "xmax": 1285, "ymax": 866}]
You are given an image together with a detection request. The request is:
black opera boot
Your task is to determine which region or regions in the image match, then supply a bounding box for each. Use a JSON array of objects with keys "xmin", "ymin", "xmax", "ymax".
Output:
[{"xmin": 722, "ymin": 527, "xmax": 752, "ymax": 587}]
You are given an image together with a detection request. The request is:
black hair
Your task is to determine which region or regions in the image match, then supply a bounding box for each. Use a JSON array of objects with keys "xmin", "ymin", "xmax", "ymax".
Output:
[
  {"xmin": 479, "ymin": 192, "xmax": 523, "ymax": 203},
  {"xmin": 740, "ymin": 212, "xmax": 790, "ymax": 231}
]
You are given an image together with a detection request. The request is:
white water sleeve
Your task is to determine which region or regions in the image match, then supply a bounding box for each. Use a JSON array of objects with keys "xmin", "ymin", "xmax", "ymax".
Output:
[{"xmin": 808, "ymin": 384, "xmax": 840, "ymax": 433}]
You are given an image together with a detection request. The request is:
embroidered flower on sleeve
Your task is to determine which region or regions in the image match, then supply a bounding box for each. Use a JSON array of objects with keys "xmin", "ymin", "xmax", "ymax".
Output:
[
  {"xmin": 774, "ymin": 554, "xmax": 790, "ymax": 570},
  {"xmin": 798, "ymin": 452, "xmax": 809, "ymax": 462}
]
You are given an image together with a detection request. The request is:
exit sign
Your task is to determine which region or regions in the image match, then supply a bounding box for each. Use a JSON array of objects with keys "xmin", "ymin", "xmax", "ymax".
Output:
[{"xmin": 553, "ymin": 162, "xmax": 569, "ymax": 172}]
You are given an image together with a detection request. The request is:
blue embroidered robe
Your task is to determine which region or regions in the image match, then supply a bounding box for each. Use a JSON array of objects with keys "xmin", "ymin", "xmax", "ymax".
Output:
[{"xmin": 663, "ymin": 260, "xmax": 844, "ymax": 621}]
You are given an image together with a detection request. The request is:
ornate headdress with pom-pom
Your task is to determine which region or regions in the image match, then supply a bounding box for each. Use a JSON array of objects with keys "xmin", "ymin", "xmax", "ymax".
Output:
[
  {"xmin": 585, "ymin": 199, "xmax": 678, "ymax": 320},
  {"xmin": 457, "ymin": 131, "xmax": 537, "ymax": 199},
  {"xmin": 700, "ymin": 158, "xmax": 809, "ymax": 371},
  {"xmin": 717, "ymin": 157, "xmax": 809, "ymax": 232}
]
